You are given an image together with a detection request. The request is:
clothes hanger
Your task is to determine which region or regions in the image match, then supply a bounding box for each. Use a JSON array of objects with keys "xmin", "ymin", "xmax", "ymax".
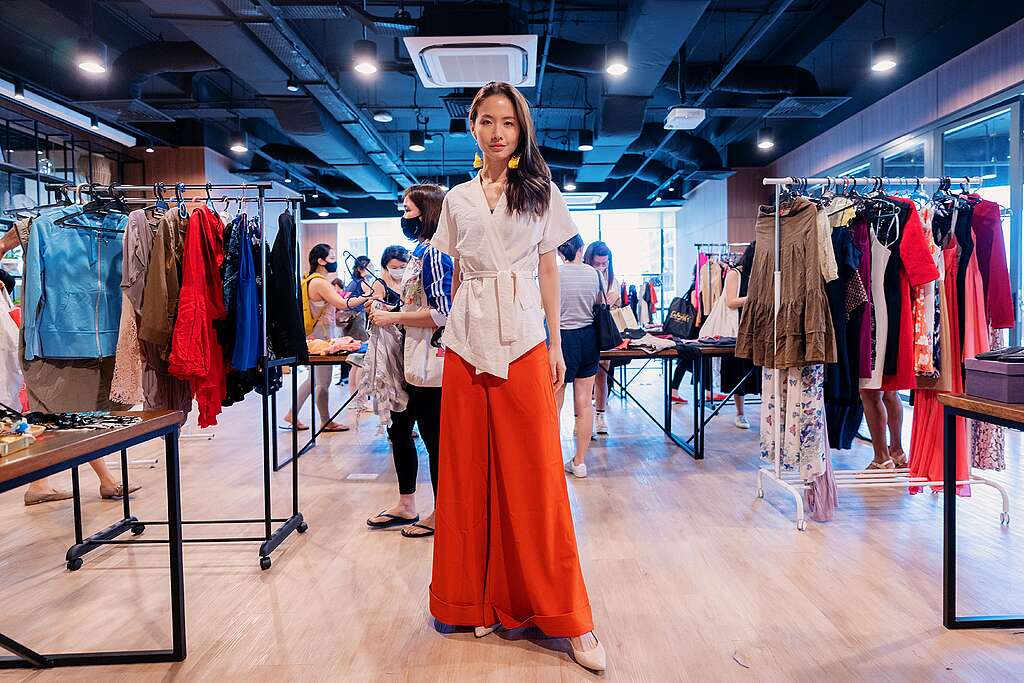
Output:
[{"xmin": 175, "ymin": 183, "xmax": 188, "ymax": 220}]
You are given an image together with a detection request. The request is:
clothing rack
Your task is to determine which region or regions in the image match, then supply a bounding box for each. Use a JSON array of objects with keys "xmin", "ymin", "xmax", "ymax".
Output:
[
  {"xmin": 754, "ymin": 175, "xmax": 1009, "ymax": 531},
  {"xmin": 63, "ymin": 182, "xmax": 308, "ymax": 571}
]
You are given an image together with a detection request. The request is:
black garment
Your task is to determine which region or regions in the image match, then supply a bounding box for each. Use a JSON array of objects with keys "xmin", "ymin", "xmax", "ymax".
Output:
[
  {"xmin": 669, "ymin": 343, "xmax": 705, "ymax": 391},
  {"xmin": 953, "ymin": 201, "xmax": 976, "ymax": 355},
  {"xmin": 388, "ymin": 385, "xmax": 442, "ymax": 497},
  {"xmin": 881, "ymin": 201, "xmax": 910, "ymax": 376},
  {"xmin": 720, "ymin": 355, "xmax": 759, "ymax": 395},
  {"xmin": 628, "ymin": 284, "xmax": 640, "ymax": 321},
  {"xmin": 823, "ymin": 226, "xmax": 866, "ymax": 450},
  {"xmin": 218, "ymin": 214, "xmax": 244, "ymax": 359},
  {"xmin": 268, "ymin": 211, "xmax": 309, "ymax": 364}
]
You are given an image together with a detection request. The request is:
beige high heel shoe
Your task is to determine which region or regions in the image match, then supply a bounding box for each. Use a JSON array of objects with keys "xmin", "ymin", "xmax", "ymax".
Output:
[
  {"xmin": 569, "ymin": 633, "xmax": 607, "ymax": 672},
  {"xmin": 474, "ymin": 624, "xmax": 500, "ymax": 638}
]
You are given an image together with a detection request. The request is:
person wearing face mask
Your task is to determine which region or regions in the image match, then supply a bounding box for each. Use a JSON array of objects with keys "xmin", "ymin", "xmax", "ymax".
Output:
[
  {"xmin": 583, "ymin": 241, "xmax": 618, "ymax": 437},
  {"xmin": 281, "ymin": 244, "xmax": 352, "ymax": 432},
  {"xmin": 366, "ymin": 184, "xmax": 452, "ymax": 539}
]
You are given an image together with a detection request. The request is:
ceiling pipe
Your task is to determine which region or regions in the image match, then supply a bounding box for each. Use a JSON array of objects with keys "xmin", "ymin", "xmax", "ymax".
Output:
[
  {"xmin": 614, "ymin": 0, "xmax": 797, "ymax": 201},
  {"xmin": 535, "ymin": 0, "xmax": 557, "ymax": 106},
  {"xmin": 111, "ymin": 41, "xmax": 221, "ymax": 99}
]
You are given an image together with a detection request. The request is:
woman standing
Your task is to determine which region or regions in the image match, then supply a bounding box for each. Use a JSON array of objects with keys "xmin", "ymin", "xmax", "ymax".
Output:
[
  {"xmin": 720, "ymin": 244, "xmax": 759, "ymax": 429},
  {"xmin": 430, "ymin": 81, "xmax": 605, "ymax": 672},
  {"xmin": 366, "ymin": 184, "xmax": 452, "ymax": 538},
  {"xmin": 282, "ymin": 244, "xmax": 351, "ymax": 433},
  {"xmin": 556, "ymin": 234, "xmax": 604, "ymax": 478},
  {"xmin": 583, "ymin": 241, "xmax": 618, "ymax": 436}
]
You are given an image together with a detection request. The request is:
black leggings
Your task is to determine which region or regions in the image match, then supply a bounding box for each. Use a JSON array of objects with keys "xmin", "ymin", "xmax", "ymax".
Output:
[
  {"xmin": 388, "ymin": 385, "xmax": 441, "ymax": 497},
  {"xmin": 670, "ymin": 357, "xmax": 712, "ymax": 391}
]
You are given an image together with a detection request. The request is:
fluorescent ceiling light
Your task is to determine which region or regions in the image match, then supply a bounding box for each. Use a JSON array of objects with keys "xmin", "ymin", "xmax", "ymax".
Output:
[{"xmin": 0, "ymin": 78, "xmax": 135, "ymax": 147}]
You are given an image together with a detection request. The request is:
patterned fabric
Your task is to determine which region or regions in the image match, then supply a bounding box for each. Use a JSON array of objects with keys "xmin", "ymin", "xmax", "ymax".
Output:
[
  {"xmin": 110, "ymin": 292, "xmax": 143, "ymax": 404},
  {"xmin": 760, "ymin": 364, "xmax": 828, "ymax": 481},
  {"xmin": 844, "ymin": 271, "xmax": 867, "ymax": 319},
  {"xmin": 972, "ymin": 328, "xmax": 1006, "ymax": 471}
]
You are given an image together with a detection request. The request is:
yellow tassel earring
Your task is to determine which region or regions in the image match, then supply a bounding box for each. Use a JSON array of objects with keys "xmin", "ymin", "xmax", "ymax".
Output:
[
  {"xmin": 473, "ymin": 152, "xmax": 483, "ymax": 169},
  {"xmin": 507, "ymin": 155, "xmax": 521, "ymax": 170}
]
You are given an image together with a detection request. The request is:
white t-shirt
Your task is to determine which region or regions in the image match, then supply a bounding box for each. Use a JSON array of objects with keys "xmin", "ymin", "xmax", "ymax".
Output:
[{"xmin": 432, "ymin": 175, "xmax": 577, "ymax": 379}]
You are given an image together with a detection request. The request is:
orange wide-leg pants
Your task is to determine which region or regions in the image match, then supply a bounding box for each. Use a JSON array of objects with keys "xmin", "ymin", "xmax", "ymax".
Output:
[{"xmin": 429, "ymin": 344, "xmax": 594, "ymax": 638}]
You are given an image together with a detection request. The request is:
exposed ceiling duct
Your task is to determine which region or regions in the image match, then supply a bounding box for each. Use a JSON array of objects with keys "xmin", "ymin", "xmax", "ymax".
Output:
[
  {"xmin": 627, "ymin": 123, "xmax": 727, "ymax": 174},
  {"xmin": 538, "ymin": 146, "xmax": 584, "ymax": 170},
  {"xmin": 607, "ymin": 155, "xmax": 675, "ymax": 187},
  {"xmin": 139, "ymin": 0, "xmax": 413, "ymax": 197},
  {"xmin": 255, "ymin": 144, "xmax": 331, "ymax": 169},
  {"xmin": 545, "ymin": 0, "xmax": 708, "ymax": 183},
  {"xmin": 662, "ymin": 63, "xmax": 820, "ymax": 98},
  {"xmin": 111, "ymin": 41, "xmax": 221, "ymax": 99}
]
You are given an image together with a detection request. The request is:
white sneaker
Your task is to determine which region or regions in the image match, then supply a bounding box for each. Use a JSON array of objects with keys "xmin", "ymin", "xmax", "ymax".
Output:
[
  {"xmin": 734, "ymin": 415, "xmax": 750, "ymax": 429},
  {"xmin": 565, "ymin": 460, "xmax": 588, "ymax": 478},
  {"xmin": 594, "ymin": 412, "xmax": 608, "ymax": 435}
]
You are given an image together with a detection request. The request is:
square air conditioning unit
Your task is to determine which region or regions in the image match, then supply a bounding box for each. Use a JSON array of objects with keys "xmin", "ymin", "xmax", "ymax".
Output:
[
  {"xmin": 563, "ymin": 191, "xmax": 608, "ymax": 210},
  {"xmin": 404, "ymin": 35, "xmax": 537, "ymax": 88}
]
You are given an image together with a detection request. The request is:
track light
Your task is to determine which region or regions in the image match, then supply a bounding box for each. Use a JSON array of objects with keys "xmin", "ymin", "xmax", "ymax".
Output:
[
  {"xmin": 286, "ymin": 77, "xmax": 300, "ymax": 92},
  {"xmin": 284, "ymin": 172, "xmax": 292, "ymax": 184},
  {"xmin": 756, "ymin": 127, "xmax": 775, "ymax": 150},
  {"xmin": 871, "ymin": 37, "xmax": 897, "ymax": 72},
  {"xmin": 605, "ymin": 41, "xmax": 629, "ymax": 76},
  {"xmin": 425, "ymin": 134, "xmax": 435, "ymax": 145},
  {"xmin": 564, "ymin": 174, "xmax": 577, "ymax": 192},
  {"xmin": 317, "ymin": 210, "xmax": 329, "ymax": 218},
  {"xmin": 145, "ymin": 141, "xmax": 155, "ymax": 153},
  {"xmin": 373, "ymin": 110, "xmax": 393, "ymax": 123},
  {"xmin": 89, "ymin": 115, "xmax": 99, "ymax": 130},
  {"xmin": 230, "ymin": 130, "xmax": 249, "ymax": 154},
  {"xmin": 577, "ymin": 129, "xmax": 594, "ymax": 152},
  {"xmin": 311, "ymin": 191, "xmax": 319, "ymax": 199},
  {"xmin": 76, "ymin": 38, "xmax": 108, "ymax": 75},
  {"xmin": 409, "ymin": 130, "xmax": 426, "ymax": 152},
  {"xmin": 353, "ymin": 39, "xmax": 379, "ymax": 75},
  {"xmin": 449, "ymin": 118, "xmax": 468, "ymax": 138},
  {"xmin": 13, "ymin": 82, "xmax": 24, "ymax": 100}
]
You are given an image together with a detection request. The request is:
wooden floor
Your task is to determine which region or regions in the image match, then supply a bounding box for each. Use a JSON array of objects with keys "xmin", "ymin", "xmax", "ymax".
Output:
[{"xmin": 1, "ymin": 366, "xmax": 1023, "ymax": 682}]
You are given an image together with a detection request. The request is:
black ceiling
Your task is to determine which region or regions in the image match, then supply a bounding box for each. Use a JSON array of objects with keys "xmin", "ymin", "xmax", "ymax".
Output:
[{"xmin": 1, "ymin": 0, "xmax": 1022, "ymax": 217}]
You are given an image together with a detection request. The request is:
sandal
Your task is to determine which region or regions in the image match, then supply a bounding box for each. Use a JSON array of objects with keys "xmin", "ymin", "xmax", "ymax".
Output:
[
  {"xmin": 320, "ymin": 422, "xmax": 350, "ymax": 432},
  {"xmin": 866, "ymin": 459, "xmax": 895, "ymax": 470},
  {"xmin": 100, "ymin": 483, "xmax": 142, "ymax": 500},
  {"xmin": 366, "ymin": 511, "xmax": 419, "ymax": 529},
  {"xmin": 401, "ymin": 523, "xmax": 435, "ymax": 538},
  {"xmin": 889, "ymin": 447, "xmax": 908, "ymax": 468},
  {"xmin": 279, "ymin": 419, "xmax": 309, "ymax": 431}
]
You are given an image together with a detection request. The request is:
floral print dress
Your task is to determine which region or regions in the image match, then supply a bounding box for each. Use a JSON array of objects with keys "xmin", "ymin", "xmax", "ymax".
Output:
[{"xmin": 760, "ymin": 364, "xmax": 828, "ymax": 481}]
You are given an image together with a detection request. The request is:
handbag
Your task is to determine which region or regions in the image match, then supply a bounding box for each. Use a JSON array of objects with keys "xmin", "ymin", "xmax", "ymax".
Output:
[
  {"xmin": 697, "ymin": 291, "xmax": 739, "ymax": 339},
  {"xmin": 663, "ymin": 293, "xmax": 698, "ymax": 339},
  {"xmin": 592, "ymin": 270, "xmax": 623, "ymax": 351}
]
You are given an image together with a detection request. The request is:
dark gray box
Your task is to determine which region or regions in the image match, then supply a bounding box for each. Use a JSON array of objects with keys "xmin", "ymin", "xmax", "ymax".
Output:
[{"xmin": 964, "ymin": 358, "xmax": 1024, "ymax": 404}]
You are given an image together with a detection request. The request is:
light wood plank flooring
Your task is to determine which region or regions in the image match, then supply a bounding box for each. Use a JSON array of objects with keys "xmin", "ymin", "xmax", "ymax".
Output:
[{"xmin": 1, "ymin": 366, "xmax": 1023, "ymax": 681}]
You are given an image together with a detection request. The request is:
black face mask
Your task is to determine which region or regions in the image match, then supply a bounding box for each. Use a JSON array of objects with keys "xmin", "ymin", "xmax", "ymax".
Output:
[
  {"xmin": 324, "ymin": 260, "xmax": 338, "ymax": 273},
  {"xmin": 401, "ymin": 216, "xmax": 422, "ymax": 241}
]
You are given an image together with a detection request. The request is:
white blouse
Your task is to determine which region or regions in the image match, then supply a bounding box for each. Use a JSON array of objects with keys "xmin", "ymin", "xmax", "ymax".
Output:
[{"xmin": 432, "ymin": 175, "xmax": 577, "ymax": 379}]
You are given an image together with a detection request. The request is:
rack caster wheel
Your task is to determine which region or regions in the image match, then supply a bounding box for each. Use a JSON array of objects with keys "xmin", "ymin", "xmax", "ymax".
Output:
[
  {"xmin": 67, "ymin": 558, "xmax": 83, "ymax": 572},
  {"xmin": 796, "ymin": 520, "xmax": 807, "ymax": 531},
  {"xmin": 131, "ymin": 524, "xmax": 146, "ymax": 535},
  {"xmin": 260, "ymin": 556, "xmax": 272, "ymax": 571},
  {"xmin": 298, "ymin": 522, "xmax": 309, "ymax": 533},
  {"xmin": 1001, "ymin": 512, "xmax": 1010, "ymax": 525},
  {"xmin": 756, "ymin": 488, "xmax": 764, "ymax": 499}
]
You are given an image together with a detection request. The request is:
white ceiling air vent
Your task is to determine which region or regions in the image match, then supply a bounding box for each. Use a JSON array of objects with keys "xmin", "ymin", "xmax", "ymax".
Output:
[
  {"xmin": 403, "ymin": 35, "xmax": 537, "ymax": 88},
  {"xmin": 562, "ymin": 191, "xmax": 608, "ymax": 211}
]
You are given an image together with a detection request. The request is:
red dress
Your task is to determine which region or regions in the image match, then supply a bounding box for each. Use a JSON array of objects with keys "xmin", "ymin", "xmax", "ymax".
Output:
[{"xmin": 169, "ymin": 206, "xmax": 228, "ymax": 427}]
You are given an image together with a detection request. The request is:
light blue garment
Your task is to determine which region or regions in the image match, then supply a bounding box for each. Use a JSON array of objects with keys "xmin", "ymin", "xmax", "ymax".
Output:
[{"xmin": 23, "ymin": 206, "xmax": 127, "ymax": 360}]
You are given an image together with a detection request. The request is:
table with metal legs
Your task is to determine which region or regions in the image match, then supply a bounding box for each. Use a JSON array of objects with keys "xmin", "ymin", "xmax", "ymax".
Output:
[{"xmin": 0, "ymin": 410, "xmax": 185, "ymax": 669}]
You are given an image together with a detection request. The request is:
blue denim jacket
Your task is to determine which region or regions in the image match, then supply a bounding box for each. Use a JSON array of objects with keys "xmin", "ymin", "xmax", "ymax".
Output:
[{"xmin": 23, "ymin": 206, "xmax": 127, "ymax": 360}]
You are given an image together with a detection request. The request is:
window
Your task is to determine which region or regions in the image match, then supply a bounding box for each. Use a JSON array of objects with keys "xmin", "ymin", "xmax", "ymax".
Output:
[{"xmin": 882, "ymin": 142, "xmax": 925, "ymax": 180}]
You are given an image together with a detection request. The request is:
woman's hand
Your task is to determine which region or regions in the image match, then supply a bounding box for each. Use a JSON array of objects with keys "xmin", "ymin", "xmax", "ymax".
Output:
[
  {"xmin": 548, "ymin": 344, "xmax": 566, "ymax": 387},
  {"xmin": 368, "ymin": 307, "xmax": 399, "ymax": 327}
]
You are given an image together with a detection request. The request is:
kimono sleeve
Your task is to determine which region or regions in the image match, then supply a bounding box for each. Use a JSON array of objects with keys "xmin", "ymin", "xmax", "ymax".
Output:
[
  {"xmin": 431, "ymin": 195, "xmax": 458, "ymax": 259},
  {"xmin": 538, "ymin": 182, "xmax": 578, "ymax": 254}
]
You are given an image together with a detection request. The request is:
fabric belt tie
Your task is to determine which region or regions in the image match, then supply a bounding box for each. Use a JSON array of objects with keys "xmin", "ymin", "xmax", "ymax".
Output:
[{"xmin": 462, "ymin": 270, "xmax": 536, "ymax": 343}]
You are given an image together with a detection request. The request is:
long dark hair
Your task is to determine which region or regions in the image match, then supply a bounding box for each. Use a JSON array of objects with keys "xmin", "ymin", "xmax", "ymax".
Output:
[
  {"xmin": 308, "ymin": 243, "xmax": 331, "ymax": 276},
  {"xmin": 469, "ymin": 81, "xmax": 551, "ymax": 218},
  {"xmin": 583, "ymin": 240, "xmax": 615, "ymax": 292},
  {"xmin": 403, "ymin": 183, "xmax": 445, "ymax": 240}
]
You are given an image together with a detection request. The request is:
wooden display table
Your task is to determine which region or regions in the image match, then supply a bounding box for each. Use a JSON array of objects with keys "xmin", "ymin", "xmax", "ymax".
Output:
[
  {"xmin": 939, "ymin": 393, "xmax": 1024, "ymax": 630},
  {"xmin": 0, "ymin": 410, "xmax": 185, "ymax": 669}
]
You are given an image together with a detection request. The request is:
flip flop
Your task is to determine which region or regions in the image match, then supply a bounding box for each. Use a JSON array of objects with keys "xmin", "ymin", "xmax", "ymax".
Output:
[
  {"xmin": 366, "ymin": 511, "xmax": 419, "ymax": 529},
  {"xmin": 401, "ymin": 523, "xmax": 435, "ymax": 538},
  {"xmin": 320, "ymin": 423, "xmax": 350, "ymax": 432},
  {"xmin": 278, "ymin": 421, "xmax": 309, "ymax": 431}
]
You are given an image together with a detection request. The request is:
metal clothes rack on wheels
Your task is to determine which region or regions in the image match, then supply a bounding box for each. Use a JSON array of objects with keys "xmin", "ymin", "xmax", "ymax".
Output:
[
  {"xmin": 61, "ymin": 182, "xmax": 308, "ymax": 571},
  {"xmin": 754, "ymin": 176, "xmax": 1009, "ymax": 531}
]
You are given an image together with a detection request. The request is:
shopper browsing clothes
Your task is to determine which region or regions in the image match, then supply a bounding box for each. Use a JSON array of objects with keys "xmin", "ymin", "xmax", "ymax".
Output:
[
  {"xmin": 719, "ymin": 243, "xmax": 759, "ymax": 429},
  {"xmin": 281, "ymin": 244, "xmax": 351, "ymax": 433},
  {"xmin": 556, "ymin": 234, "xmax": 604, "ymax": 478},
  {"xmin": 335, "ymin": 255, "xmax": 373, "ymax": 403},
  {"xmin": 583, "ymin": 240, "xmax": 617, "ymax": 436},
  {"xmin": 365, "ymin": 184, "xmax": 452, "ymax": 539},
  {"xmin": 429, "ymin": 81, "xmax": 605, "ymax": 672}
]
